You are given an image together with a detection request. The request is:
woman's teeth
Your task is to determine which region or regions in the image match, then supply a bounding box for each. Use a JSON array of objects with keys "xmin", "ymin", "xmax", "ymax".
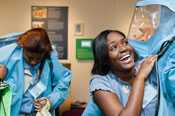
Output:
[{"xmin": 120, "ymin": 54, "xmax": 130, "ymax": 61}]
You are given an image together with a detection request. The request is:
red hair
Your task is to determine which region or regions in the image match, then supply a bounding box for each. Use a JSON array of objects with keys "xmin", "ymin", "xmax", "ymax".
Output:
[{"xmin": 17, "ymin": 28, "xmax": 52, "ymax": 57}]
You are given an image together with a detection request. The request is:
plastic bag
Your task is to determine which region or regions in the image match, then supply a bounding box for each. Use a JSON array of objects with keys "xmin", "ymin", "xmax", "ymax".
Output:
[
  {"xmin": 0, "ymin": 84, "xmax": 12, "ymax": 116},
  {"xmin": 36, "ymin": 98, "xmax": 51, "ymax": 116}
]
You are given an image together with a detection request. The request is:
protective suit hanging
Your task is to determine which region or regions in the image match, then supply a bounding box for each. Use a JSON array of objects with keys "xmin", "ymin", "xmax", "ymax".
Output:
[{"xmin": 129, "ymin": 0, "xmax": 175, "ymax": 116}]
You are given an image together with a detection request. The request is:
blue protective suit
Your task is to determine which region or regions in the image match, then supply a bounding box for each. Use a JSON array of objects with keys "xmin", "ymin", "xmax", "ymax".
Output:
[
  {"xmin": 0, "ymin": 33, "xmax": 72, "ymax": 116},
  {"xmin": 129, "ymin": 0, "xmax": 175, "ymax": 115}
]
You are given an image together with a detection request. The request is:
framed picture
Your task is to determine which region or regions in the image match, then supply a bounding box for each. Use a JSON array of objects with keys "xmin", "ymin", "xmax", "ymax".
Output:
[
  {"xmin": 31, "ymin": 6, "xmax": 68, "ymax": 59},
  {"xmin": 76, "ymin": 38, "xmax": 94, "ymax": 60},
  {"xmin": 75, "ymin": 23, "xmax": 84, "ymax": 36}
]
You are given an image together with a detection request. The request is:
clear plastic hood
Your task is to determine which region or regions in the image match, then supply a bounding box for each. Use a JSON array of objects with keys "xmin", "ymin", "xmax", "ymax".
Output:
[{"xmin": 128, "ymin": 4, "xmax": 160, "ymax": 41}]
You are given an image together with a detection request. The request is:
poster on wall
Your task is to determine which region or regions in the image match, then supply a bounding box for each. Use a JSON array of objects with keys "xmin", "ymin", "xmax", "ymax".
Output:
[
  {"xmin": 128, "ymin": 5, "xmax": 160, "ymax": 41},
  {"xmin": 32, "ymin": 7, "xmax": 47, "ymax": 19},
  {"xmin": 32, "ymin": 6, "xmax": 68, "ymax": 59},
  {"xmin": 32, "ymin": 21, "xmax": 46, "ymax": 28},
  {"xmin": 76, "ymin": 38, "xmax": 94, "ymax": 60}
]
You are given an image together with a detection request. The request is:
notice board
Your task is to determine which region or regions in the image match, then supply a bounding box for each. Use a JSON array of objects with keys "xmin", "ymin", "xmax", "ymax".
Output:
[
  {"xmin": 76, "ymin": 38, "xmax": 94, "ymax": 60},
  {"xmin": 31, "ymin": 6, "xmax": 68, "ymax": 59}
]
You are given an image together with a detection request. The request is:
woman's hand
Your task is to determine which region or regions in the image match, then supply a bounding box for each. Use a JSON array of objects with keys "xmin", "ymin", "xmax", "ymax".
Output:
[
  {"xmin": 34, "ymin": 98, "xmax": 51, "ymax": 112},
  {"xmin": 0, "ymin": 64, "xmax": 7, "ymax": 80},
  {"xmin": 137, "ymin": 55, "xmax": 157, "ymax": 80}
]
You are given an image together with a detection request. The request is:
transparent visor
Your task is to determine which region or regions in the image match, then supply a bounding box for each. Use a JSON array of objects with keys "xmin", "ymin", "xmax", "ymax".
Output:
[{"xmin": 128, "ymin": 4, "xmax": 160, "ymax": 41}]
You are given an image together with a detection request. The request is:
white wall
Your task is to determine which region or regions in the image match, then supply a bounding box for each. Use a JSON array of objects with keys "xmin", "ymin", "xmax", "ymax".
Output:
[
  {"xmin": 115, "ymin": 0, "xmax": 138, "ymax": 35},
  {"xmin": 0, "ymin": 0, "xmax": 30, "ymax": 35},
  {"xmin": 0, "ymin": 0, "xmax": 137, "ymax": 102},
  {"xmin": 69, "ymin": 0, "xmax": 119, "ymax": 102}
]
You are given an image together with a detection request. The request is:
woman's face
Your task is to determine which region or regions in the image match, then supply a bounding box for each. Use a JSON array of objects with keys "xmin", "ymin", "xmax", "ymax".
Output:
[
  {"xmin": 107, "ymin": 32, "xmax": 135, "ymax": 71},
  {"xmin": 23, "ymin": 49, "xmax": 45, "ymax": 66}
]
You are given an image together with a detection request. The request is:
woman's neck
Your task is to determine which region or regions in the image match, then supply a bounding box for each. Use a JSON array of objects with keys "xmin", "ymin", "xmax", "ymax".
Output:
[{"xmin": 112, "ymin": 68, "xmax": 136, "ymax": 83}]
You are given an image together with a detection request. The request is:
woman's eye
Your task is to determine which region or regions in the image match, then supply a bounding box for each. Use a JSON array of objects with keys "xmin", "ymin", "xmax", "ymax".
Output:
[
  {"xmin": 123, "ymin": 39, "xmax": 128, "ymax": 45},
  {"xmin": 110, "ymin": 45, "xmax": 117, "ymax": 51}
]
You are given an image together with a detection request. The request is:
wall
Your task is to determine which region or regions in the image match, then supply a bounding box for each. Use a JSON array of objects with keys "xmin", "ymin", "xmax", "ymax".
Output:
[
  {"xmin": 115, "ymin": 0, "xmax": 138, "ymax": 35},
  {"xmin": 0, "ymin": 0, "xmax": 137, "ymax": 103},
  {"xmin": 0, "ymin": 0, "xmax": 30, "ymax": 35},
  {"xmin": 69, "ymin": 0, "xmax": 118, "ymax": 102}
]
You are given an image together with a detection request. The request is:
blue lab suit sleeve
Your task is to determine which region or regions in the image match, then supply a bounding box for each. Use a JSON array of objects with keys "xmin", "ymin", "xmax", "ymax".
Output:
[{"xmin": 47, "ymin": 48, "xmax": 72, "ymax": 109}]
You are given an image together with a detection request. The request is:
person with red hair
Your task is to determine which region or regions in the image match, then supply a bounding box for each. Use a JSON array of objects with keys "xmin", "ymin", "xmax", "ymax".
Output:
[{"xmin": 0, "ymin": 28, "xmax": 71, "ymax": 116}]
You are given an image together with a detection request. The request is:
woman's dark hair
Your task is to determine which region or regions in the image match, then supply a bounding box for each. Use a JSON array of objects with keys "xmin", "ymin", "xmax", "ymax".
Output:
[
  {"xmin": 91, "ymin": 30, "xmax": 126, "ymax": 75},
  {"xmin": 17, "ymin": 28, "xmax": 52, "ymax": 58}
]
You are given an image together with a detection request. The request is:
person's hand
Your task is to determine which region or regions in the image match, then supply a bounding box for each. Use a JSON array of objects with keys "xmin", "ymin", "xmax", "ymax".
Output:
[
  {"xmin": 137, "ymin": 55, "xmax": 157, "ymax": 80},
  {"xmin": 0, "ymin": 64, "xmax": 7, "ymax": 80},
  {"xmin": 34, "ymin": 98, "xmax": 51, "ymax": 112}
]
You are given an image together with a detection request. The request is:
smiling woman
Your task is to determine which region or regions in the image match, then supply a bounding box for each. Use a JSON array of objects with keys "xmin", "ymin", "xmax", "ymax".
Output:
[
  {"xmin": 83, "ymin": 30, "xmax": 158, "ymax": 116},
  {"xmin": 107, "ymin": 32, "xmax": 135, "ymax": 73}
]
